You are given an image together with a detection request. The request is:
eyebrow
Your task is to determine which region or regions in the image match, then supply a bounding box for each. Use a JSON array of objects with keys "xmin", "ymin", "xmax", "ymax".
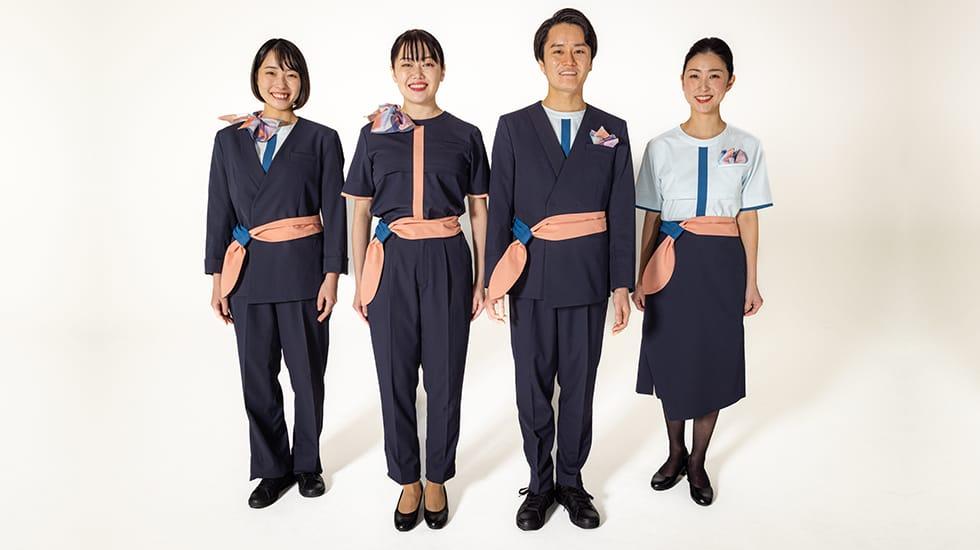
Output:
[
  {"xmin": 550, "ymin": 42, "xmax": 588, "ymax": 48},
  {"xmin": 685, "ymin": 68, "xmax": 726, "ymax": 73}
]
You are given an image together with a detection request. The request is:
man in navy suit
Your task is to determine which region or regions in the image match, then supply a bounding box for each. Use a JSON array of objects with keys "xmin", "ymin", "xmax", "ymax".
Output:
[{"xmin": 485, "ymin": 8, "xmax": 635, "ymax": 530}]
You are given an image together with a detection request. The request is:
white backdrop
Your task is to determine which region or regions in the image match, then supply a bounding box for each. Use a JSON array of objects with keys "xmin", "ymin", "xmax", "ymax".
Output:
[{"xmin": 2, "ymin": 0, "xmax": 978, "ymax": 548}]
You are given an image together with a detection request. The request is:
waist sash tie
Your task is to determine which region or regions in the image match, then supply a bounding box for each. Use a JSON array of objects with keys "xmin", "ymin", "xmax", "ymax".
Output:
[
  {"xmin": 486, "ymin": 211, "xmax": 607, "ymax": 302},
  {"xmin": 219, "ymin": 215, "xmax": 323, "ymax": 298},
  {"xmin": 640, "ymin": 216, "xmax": 740, "ymax": 295},
  {"xmin": 359, "ymin": 216, "xmax": 462, "ymax": 305}
]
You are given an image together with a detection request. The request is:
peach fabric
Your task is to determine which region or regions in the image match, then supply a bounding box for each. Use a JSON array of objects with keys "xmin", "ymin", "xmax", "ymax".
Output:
[
  {"xmin": 219, "ymin": 215, "xmax": 323, "ymax": 298},
  {"xmin": 486, "ymin": 211, "xmax": 607, "ymax": 302},
  {"xmin": 359, "ymin": 216, "xmax": 462, "ymax": 305},
  {"xmin": 640, "ymin": 216, "xmax": 740, "ymax": 295},
  {"xmin": 412, "ymin": 126, "xmax": 425, "ymax": 218}
]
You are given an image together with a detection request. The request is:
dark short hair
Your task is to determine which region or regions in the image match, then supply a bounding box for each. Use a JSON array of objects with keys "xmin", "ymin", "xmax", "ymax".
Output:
[
  {"xmin": 533, "ymin": 8, "xmax": 598, "ymax": 61},
  {"xmin": 683, "ymin": 37, "xmax": 734, "ymax": 77},
  {"xmin": 250, "ymin": 38, "xmax": 311, "ymax": 110},
  {"xmin": 390, "ymin": 29, "xmax": 445, "ymax": 68}
]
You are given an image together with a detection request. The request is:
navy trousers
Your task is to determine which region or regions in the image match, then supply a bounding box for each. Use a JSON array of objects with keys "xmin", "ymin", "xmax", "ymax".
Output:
[
  {"xmin": 230, "ymin": 297, "xmax": 329, "ymax": 480},
  {"xmin": 509, "ymin": 297, "xmax": 608, "ymax": 493},
  {"xmin": 367, "ymin": 234, "xmax": 472, "ymax": 484}
]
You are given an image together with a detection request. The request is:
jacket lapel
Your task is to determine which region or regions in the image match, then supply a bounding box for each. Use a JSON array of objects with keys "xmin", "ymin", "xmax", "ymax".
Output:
[
  {"xmin": 545, "ymin": 104, "xmax": 599, "ymax": 205},
  {"xmin": 528, "ymin": 102, "xmax": 565, "ymax": 178},
  {"xmin": 237, "ymin": 128, "xmax": 264, "ymax": 190}
]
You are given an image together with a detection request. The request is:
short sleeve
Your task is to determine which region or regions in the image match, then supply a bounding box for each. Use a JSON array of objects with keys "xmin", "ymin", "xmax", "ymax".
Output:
[
  {"xmin": 740, "ymin": 143, "xmax": 773, "ymax": 211},
  {"xmin": 466, "ymin": 128, "xmax": 490, "ymax": 198},
  {"xmin": 634, "ymin": 140, "xmax": 662, "ymax": 212},
  {"xmin": 341, "ymin": 126, "xmax": 374, "ymax": 200}
]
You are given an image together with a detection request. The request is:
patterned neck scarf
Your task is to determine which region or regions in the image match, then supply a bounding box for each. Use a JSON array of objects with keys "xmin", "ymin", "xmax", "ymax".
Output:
[
  {"xmin": 367, "ymin": 104, "xmax": 416, "ymax": 134},
  {"xmin": 218, "ymin": 111, "xmax": 286, "ymax": 142}
]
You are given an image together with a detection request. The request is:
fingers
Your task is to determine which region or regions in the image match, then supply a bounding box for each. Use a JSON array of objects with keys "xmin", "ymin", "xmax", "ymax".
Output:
[
  {"xmin": 317, "ymin": 301, "xmax": 335, "ymax": 323},
  {"xmin": 631, "ymin": 292, "xmax": 645, "ymax": 311},
  {"xmin": 611, "ymin": 303, "xmax": 630, "ymax": 334}
]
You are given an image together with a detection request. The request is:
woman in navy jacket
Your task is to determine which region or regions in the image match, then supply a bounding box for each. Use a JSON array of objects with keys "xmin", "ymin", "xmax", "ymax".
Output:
[{"xmin": 205, "ymin": 38, "xmax": 347, "ymax": 509}]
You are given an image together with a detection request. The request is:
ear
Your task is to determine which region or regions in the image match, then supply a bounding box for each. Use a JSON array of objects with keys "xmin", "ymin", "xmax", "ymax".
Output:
[
  {"xmin": 440, "ymin": 65, "xmax": 446, "ymax": 82},
  {"xmin": 726, "ymin": 73, "xmax": 736, "ymax": 91},
  {"xmin": 537, "ymin": 58, "xmax": 546, "ymax": 75},
  {"xmin": 391, "ymin": 66, "xmax": 398, "ymax": 84}
]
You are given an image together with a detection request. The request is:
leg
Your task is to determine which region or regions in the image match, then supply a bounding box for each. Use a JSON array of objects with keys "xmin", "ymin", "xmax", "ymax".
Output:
[
  {"xmin": 657, "ymin": 404, "xmax": 688, "ymax": 477},
  {"xmin": 689, "ymin": 409, "xmax": 720, "ymax": 488},
  {"xmin": 510, "ymin": 297, "xmax": 559, "ymax": 494},
  {"xmin": 276, "ymin": 299, "xmax": 329, "ymax": 475},
  {"xmin": 368, "ymin": 240, "xmax": 423, "ymax": 486},
  {"xmin": 231, "ymin": 299, "xmax": 292, "ymax": 479},
  {"xmin": 554, "ymin": 300, "xmax": 607, "ymax": 490}
]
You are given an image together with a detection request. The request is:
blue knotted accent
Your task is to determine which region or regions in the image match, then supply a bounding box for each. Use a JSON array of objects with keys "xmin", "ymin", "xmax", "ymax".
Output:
[
  {"xmin": 511, "ymin": 217, "xmax": 532, "ymax": 245},
  {"xmin": 659, "ymin": 220, "xmax": 684, "ymax": 240},
  {"xmin": 232, "ymin": 224, "xmax": 252, "ymax": 246},
  {"xmin": 374, "ymin": 219, "xmax": 393, "ymax": 243}
]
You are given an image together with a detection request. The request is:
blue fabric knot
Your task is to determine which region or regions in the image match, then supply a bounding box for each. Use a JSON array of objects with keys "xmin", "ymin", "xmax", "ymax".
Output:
[
  {"xmin": 374, "ymin": 219, "xmax": 393, "ymax": 243},
  {"xmin": 659, "ymin": 220, "xmax": 684, "ymax": 240},
  {"xmin": 232, "ymin": 224, "xmax": 251, "ymax": 247},
  {"xmin": 512, "ymin": 217, "xmax": 532, "ymax": 245}
]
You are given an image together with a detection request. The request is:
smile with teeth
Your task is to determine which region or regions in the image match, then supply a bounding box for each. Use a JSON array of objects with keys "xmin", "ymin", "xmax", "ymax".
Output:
[
  {"xmin": 270, "ymin": 91, "xmax": 290, "ymax": 101},
  {"xmin": 695, "ymin": 95, "xmax": 713, "ymax": 103},
  {"xmin": 408, "ymin": 82, "xmax": 428, "ymax": 91}
]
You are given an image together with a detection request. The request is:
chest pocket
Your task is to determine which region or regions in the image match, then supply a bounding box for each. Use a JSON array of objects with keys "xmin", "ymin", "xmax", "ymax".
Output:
[{"xmin": 713, "ymin": 160, "xmax": 749, "ymax": 199}]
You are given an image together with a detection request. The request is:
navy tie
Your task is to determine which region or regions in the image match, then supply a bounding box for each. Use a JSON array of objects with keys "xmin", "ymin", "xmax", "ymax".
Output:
[
  {"xmin": 560, "ymin": 118, "xmax": 571, "ymax": 157},
  {"xmin": 261, "ymin": 133, "xmax": 278, "ymax": 173}
]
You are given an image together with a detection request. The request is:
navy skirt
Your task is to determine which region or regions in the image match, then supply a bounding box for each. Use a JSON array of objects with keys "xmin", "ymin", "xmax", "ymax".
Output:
[{"xmin": 636, "ymin": 231, "xmax": 747, "ymax": 420}]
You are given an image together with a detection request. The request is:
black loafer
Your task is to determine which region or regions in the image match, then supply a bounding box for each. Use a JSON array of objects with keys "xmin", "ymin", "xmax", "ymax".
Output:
[
  {"xmin": 423, "ymin": 485, "xmax": 449, "ymax": 529},
  {"xmin": 248, "ymin": 475, "xmax": 295, "ymax": 509},
  {"xmin": 296, "ymin": 472, "xmax": 325, "ymax": 498},
  {"xmin": 516, "ymin": 487, "xmax": 555, "ymax": 531},
  {"xmin": 651, "ymin": 452, "xmax": 688, "ymax": 491},
  {"xmin": 555, "ymin": 485, "xmax": 600, "ymax": 529},
  {"xmin": 394, "ymin": 489, "xmax": 423, "ymax": 531}
]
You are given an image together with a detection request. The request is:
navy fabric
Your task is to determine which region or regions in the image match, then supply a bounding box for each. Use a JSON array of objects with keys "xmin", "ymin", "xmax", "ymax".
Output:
[
  {"xmin": 485, "ymin": 102, "xmax": 635, "ymax": 308},
  {"xmin": 230, "ymin": 297, "xmax": 329, "ymax": 479},
  {"xmin": 367, "ymin": 234, "xmax": 473, "ymax": 484},
  {"xmin": 510, "ymin": 297, "xmax": 607, "ymax": 493},
  {"xmin": 636, "ymin": 232, "xmax": 747, "ymax": 420},
  {"xmin": 205, "ymin": 118, "xmax": 348, "ymax": 303}
]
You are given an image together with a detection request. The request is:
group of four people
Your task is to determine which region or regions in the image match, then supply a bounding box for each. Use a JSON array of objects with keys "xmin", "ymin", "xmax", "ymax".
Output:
[{"xmin": 205, "ymin": 7, "xmax": 772, "ymax": 532}]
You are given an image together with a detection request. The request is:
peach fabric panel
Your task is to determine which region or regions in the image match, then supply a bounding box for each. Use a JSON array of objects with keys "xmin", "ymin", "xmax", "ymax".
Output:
[
  {"xmin": 640, "ymin": 216, "xmax": 740, "ymax": 295},
  {"xmin": 220, "ymin": 215, "xmax": 323, "ymax": 298}
]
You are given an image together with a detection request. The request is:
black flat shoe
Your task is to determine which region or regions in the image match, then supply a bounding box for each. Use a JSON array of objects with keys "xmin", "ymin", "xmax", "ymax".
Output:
[
  {"xmin": 555, "ymin": 485, "xmax": 600, "ymax": 529},
  {"xmin": 651, "ymin": 452, "xmax": 688, "ymax": 491},
  {"xmin": 423, "ymin": 485, "xmax": 449, "ymax": 529},
  {"xmin": 687, "ymin": 458, "xmax": 714, "ymax": 506},
  {"xmin": 394, "ymin": 488, "xmax": 423, "ymax": 531},
  {"xmin": 248, "ymin": 475, "xmax": 295, "ymax": 509},
  {"xmin": 516, "ymin": 487, "xmax": 555, "ymax": 531},
  {"xmin": 296, "ymin": 472, "xmax": 325, "ymax": 498}
]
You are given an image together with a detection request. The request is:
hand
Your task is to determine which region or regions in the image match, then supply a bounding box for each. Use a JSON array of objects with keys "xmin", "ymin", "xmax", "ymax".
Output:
[
  {"xmin": 744, "ymin": 284, "xmax": 764, "ymax": 316},
  {"xmin": 611, "ymin": 287, "xmax": 631, "ymax": 334},
  {"xmin": 631, "ymin": 280, "xmax": 646, "ymax": 311},
  {"xmin": 210, "ymin": 274, "xmax": 232, "ymax": 325},
  {"xmin": 352, "ymin": 288, "xmax": 369, "ymax": 324},
  {"xmin": 471, "ymin": 285, "xmax": 486, "ymax": 321},
  {"xmin": 316, "ymin": 273, "xmax": 339, "ymax": 322},
  {"xmin": 485, "ymin": 295, "xmax": 506, "ymax": 323}
]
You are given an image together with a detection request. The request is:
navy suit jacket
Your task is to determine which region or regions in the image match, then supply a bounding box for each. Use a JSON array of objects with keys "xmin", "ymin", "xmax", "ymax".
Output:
[
  {"xmin": 205, "ymin": 117, "xmax": 348, "ymax": 303},
  {"xmin": 485, "ymin": 102, "xmax": 635, "ymax": 308}
]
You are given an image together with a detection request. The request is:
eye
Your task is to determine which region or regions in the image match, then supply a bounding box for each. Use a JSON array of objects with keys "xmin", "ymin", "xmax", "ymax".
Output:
[{"xmin": 574, "ymin": 49, "xmax": 585, "ymax": 55}]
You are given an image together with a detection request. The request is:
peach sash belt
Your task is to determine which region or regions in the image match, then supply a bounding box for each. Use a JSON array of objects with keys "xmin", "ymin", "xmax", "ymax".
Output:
[
  {"xmin": 486, "ymin": 212, "xmax": 607, "ymax": 302},
  {"xmin": 220, "ymin": 215, "xmax": 323, "ymax": 298},
  {"xmin": 640, "ymin": 216, "xmax": 740, "ymax": 295},
  {"xmin": 359, "ymin": 216, "xmax": 462, "ymax": 305}
]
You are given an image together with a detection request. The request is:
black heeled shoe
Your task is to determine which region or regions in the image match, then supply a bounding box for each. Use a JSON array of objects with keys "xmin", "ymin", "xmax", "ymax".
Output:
[
  {"xmin": 423, "ymin": 485, "xmax": 449, "ymax": 529},
  {"xmin": 650, "ymin": 451, "xmax": 688, "ymax": 491},
  {"xmin": 686, "ymin": 457, "xmax": 714, "ymax": 506},
  {"xmin": 394, "ymin": 488, "xmax": 423, "ymax": 531}
]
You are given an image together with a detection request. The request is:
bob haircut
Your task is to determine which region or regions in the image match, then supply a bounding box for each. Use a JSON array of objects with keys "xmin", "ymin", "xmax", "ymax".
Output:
[{"xmin": 250, "ymin": 38, "xmax": 311, "ymax": 109}]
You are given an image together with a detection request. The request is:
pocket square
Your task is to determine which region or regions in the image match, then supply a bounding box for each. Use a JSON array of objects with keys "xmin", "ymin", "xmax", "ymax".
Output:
[
  {"xmin": 719, "ymin": 148, "xmax": 749, "ymax": 165},
  {"xmin": 590, "ymin": 126, "xmax": 619, "ymax": 147}
]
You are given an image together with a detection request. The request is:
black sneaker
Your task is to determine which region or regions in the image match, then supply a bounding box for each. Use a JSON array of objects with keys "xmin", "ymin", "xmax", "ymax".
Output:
[
  {"xmin": 296, "ymin": 472, "xmax": 325, "ymax": 497},
  {"xmin": 247, "ymin": 475, "xmax": 295, "ymax": 509},
  {"xmin": 555, "ymin": 485, "xmax": 600, "ymax": 529},
  {"xmin": 516, "ymin": 487, "xmax": 556, "ymax": 531}
]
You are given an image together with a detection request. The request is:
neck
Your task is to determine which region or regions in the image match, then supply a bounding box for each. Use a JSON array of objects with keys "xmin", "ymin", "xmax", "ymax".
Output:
[
  {"xmin": 681, "ymin": 110, "xmax": 726, "ymax": 139},
  {"xmin": 542, "ymin": 88, "xmax": 586, "ymax": 112},
  {"xmin": 401, "ymin": 100, "xmax": 442, "ymax": 120},
  {"xmin": 262, "ymin": 105, "xmax": 297, "ymax": 124}
]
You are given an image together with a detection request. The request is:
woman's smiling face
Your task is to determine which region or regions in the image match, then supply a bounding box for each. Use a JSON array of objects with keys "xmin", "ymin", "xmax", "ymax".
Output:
[
  {"xmin": 682, "ymin": 51, "xmax": 734, "ymax": 114},
  {"xmin": 392, "ymin": 42, "xmax": 444, "ymax": 105},
  {"xmin": 256, "ymin": 50, "xmax": 301, "ymax": 112}
]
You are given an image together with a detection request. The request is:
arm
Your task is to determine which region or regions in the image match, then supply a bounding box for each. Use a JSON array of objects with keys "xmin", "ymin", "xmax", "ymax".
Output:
[
  {"xmin": 349, "ymin": 199, "xmax": 373, "ymax": 323},
  {"xmin": 468, "ymin": 196, "xmax": 488, "ymax": 320},
  {"xmin": 737, "ymin": 210, "xmax": 763, "ymax": 316},
  {"xmin": 631, "ymin": 210, "xmax": 662, "ymax": 311},
  {"xmin": 316, "ymin": 130, "xmax": 348, "ymax": 322},
  {"xmin": 608, "ymin": 123, "xmax": 636, "ymax": 334},
  {"xmin": 485, "ymin": 117, "xmax": 516, "ymax": 322},
  {"xmin": 205, "ymin": 135, "xmax": 235, "ymax": 324}
]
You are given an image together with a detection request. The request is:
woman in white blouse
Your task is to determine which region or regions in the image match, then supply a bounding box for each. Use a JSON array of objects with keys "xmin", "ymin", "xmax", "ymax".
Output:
[{"xmin": 631, "ymin": 37, "xmax": 773, "ymax": 507}]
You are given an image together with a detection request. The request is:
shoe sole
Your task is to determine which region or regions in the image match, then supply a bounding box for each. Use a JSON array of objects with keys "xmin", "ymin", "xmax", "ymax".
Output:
[
  {"xmin": 651, "ymin": 469, "xmax": 687, "ymax": 491},
  {"xmin": 299, "ymin": 487, "xmax": 325, "ymax": 498}
]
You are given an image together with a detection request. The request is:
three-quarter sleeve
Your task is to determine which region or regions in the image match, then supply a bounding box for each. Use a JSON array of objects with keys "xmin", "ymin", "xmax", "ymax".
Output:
[
  {"xmin": 205, "ymin": 134, "xmax": 236, "ymax": 274},
  {"xmin": 320, "ymin": 129, "xmax": 349, "ymax": 274},
  {"xmin": 634, "ymin": 140, "xmax": 662, "ymax": 213},
  {"xmin": 341, "ymin": 126, "xmax": 374, "ymax": 200},
  {"xmin": 740, "ymin": 143, "xmax": 773, "ymax": 211}
]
